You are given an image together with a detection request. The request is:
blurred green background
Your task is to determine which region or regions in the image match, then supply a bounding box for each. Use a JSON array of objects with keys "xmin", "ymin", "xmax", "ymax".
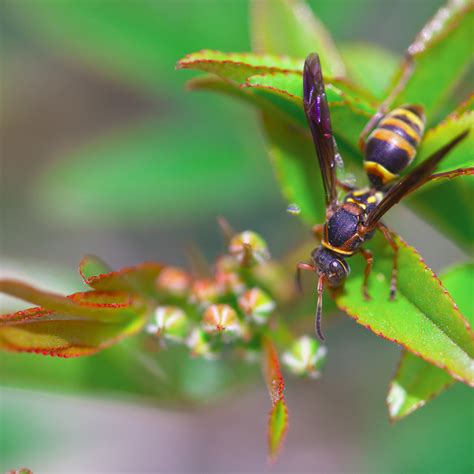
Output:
[{"xmin": 1, "ymin": 0, "xmax": 472, "ymax": 472}]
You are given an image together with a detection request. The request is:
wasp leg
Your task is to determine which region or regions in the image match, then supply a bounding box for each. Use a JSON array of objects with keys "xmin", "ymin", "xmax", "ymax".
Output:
[
  {"xmin": 296, "ymin": 262, "xmax": 316, "ymax": 294},
  {"xmin": 359, "ymin": 248, "xmax": 374, "ymax": 300},
  {"xmin": 425, "ymin": 167, "xmax": 474, "ymax": 183},
  {"xmin": 336, "ymin": 179, "xmax": 358, "ymax": 192},
  {"xmin": 312, "ymin": 224, "xmax": 324, "ymax": 241},
  {"xmin": 377, "ymin": 222, "xmax": 398, "ymax": 300},
  {"xmin": 358, "ymin": 55, "xmax": 415, "ymax": 152}
]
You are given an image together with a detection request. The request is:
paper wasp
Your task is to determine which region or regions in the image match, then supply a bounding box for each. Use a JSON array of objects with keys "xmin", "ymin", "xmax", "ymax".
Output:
[{"xmin": 298, "ymin": 53, "xmax": 470, "ymax": 340}]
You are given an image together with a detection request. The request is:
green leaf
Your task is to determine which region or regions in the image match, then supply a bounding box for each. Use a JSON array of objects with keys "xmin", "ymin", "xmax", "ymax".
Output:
[
  {"xmin": 262, "ymin": 336, "xmax": 288, "ymax": 462},
  {"xmin": 268, "ymin": 399, "xmax": 289, "ymax": 463},
  {"xmin": 417, "ymin": 108, "xmax": 474, "ymax": 173},
  {"xmin": 177, "ymin": 50, "xmax": 303, "ymax": 82},
  {"xmin": 187, "ymin": 67, "xmax": 376, "ymax": 152},
  {"xmin": 244, "ymin": 71, "xmax": 376, "ymax": 147},
  {"xmin": 79, "ymin": 255, "xmax": 112, "ymax": 282},
  {"xmin": 407, "ymin": 106, "xmax": 474, "ymax": 250},
  {"xmin": 0, "ymin": 282, "xmax": 147, "ymax": 357},
  {"xmin": 250, "ymin": 0, "xmax": 345, "ymax": 77},
  {"xmin": 339, "ymin": 42, "xmax": 400, "ymax": 100},
  {"xmin": 391, "ymin": 1, "xmax": 474, "ymax": 122},
  {"xmin": 335, "ymin": 234, "xmax": 474, "ymax": 386},
  {"xmin": 387, "ymin": 263, "xmax": 474, "ymax": 421},
  {"xmin": 387, "ymin": 350, "xmax": 454, "ymax": 422}
]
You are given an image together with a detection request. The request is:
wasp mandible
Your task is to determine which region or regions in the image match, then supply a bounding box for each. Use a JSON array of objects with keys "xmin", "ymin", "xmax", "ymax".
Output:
[{"xmin": 298, "ymin": 53, "xmax": 470, "ymax": 340}]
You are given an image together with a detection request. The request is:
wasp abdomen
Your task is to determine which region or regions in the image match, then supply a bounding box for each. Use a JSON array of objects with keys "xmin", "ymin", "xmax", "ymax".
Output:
[{"xmin": 364, "ymin": 105, "xmax": 425, "ymax": 188}]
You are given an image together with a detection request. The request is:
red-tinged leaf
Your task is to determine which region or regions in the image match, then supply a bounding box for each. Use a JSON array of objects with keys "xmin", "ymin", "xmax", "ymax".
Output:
[
  {"xmin": 335, "ymin": 234, "xmax": 474, "ymax": 386},
  {"xmin": 79, "ymin": 255, "xmax": 112, "ymax": 282},
  {"xmin": 390, "ymin": 1, "xmax": 474, "ymax": 122},
  {"xmin": 268, "ymin": 399, "xmax": 289, "ymax": 463},
  {"xmin": 82, "ymin": 262, "xmax": 164, "ymax": 298},
  {"xmin": 0, "ymin": 290, "xmax": 148, "ymax": 357},
  {"xmin": 0, "ymin": 279, "xmax": 135, "ymax": 322},
  {"xmin": 387, "ymin": 262, "xmax": 474, "ymax": 421},
  {"xmin": 250, "ymin": 0, "xmax": 345, "ymax": 77},
  {"xmin": 177, "ymin": 50, "xmax": 302, "ymax": 83},
  {"xmin": 262, "ymin": 336, "xmax": 288, "ymax": 461}
]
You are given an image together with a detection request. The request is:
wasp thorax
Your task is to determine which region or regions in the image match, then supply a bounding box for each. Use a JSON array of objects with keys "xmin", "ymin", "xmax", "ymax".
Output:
[{"xmin": 311, "ymin": 247, "xmax": 349, "ymax": 287}]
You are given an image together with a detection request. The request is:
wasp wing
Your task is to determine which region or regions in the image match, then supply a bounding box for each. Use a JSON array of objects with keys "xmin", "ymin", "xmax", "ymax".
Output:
[
  {"xmin": 364, "ymin": 130, "xmax": 469, "ymax": 231},
  {"xmin": 303, "ymin": 53, "xmax": 338, "ymax": 207}
]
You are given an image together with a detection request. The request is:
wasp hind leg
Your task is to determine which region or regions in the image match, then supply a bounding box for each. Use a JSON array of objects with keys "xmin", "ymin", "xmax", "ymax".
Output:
[
  {"xmin": 377, "ymin": 223, "xmax": 398, "ymax": 300},
  {"xmin": 425, "ymin": 167, "xmax": 474, "ymax": 184},
  {"xmin": 359, "ymin": 248, "xmax": 374, "ymax": 300}
]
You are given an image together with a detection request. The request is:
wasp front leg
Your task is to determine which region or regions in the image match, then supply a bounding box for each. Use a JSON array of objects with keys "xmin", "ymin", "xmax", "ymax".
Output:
[
  {"xmin": 358, "ymin": 248, "xmax": 373, "ymax": 300},
  {"xmin": 377, "ymin": 222, "xmax": 398, "ymax": 300},
  {"xmin": 296, "ymin": 262, "xmax": 316, "ymax": 293}
]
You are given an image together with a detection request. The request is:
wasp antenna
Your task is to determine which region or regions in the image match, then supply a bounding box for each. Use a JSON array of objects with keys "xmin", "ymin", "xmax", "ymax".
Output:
[
  {"xmin": 217, "ymin": 216, "xmax": 235, "ymax": 243},
  {"xmin": 315, "ymin": 275, "xmax": 325, "ymax": 340}
]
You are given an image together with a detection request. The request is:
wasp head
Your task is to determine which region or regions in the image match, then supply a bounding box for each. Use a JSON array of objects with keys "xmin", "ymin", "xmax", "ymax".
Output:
[{"xmin": 311, "ymin": 247, "xmax": 350, "ymax": 288}]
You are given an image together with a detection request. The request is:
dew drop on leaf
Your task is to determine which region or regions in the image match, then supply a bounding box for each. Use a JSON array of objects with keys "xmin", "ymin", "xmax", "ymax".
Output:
[{"xmin": 287, "ymin": 203, "xmax": 301, "ymax": 215}]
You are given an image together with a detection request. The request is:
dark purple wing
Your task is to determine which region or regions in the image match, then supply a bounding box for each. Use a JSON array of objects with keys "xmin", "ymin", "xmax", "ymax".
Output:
[
  {"xmin": 303, "ymin": 53, "xmax": 338, "ymax": 206},
  {"xmin": 364, "ymin": 130, "xmax": 469, "ymax": 231}
]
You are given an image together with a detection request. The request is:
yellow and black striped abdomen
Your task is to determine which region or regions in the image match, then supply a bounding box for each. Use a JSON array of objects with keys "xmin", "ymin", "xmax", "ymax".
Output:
[{"xmin": 364, "ymin": 105, "xmax": 425, "ymax": 188}]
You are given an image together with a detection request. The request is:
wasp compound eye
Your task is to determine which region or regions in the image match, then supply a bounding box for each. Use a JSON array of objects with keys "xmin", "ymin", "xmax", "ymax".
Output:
[{"xmin": 312, "ymin": 247, "xmax": 349, "ymax": 287}]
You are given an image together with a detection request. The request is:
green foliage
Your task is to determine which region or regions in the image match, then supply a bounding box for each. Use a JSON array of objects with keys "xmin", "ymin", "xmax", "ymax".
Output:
[
  {"xmin": 335, "ymin": 235, "xmax": 473, "ymax": 386},
  {"xmin": 391, "ymin": 1, "xmax": 474, "ymax": 122},
  {"xmin": 0, "ymin": 281, "xmax": 147, "ymax": 357},
  {"xmin": 2, "ymin": 0, "xmax": 474, "ymax": 464},
  {"xmin": 387, "ymin": 262, "xmax": 473, "ymax": 421},
  {"xmin": 262, "ymin": 337, "xmax": 289, "ymax": 461}
]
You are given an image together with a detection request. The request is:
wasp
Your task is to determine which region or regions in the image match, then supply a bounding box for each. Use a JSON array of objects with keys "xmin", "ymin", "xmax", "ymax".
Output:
[{"xmin": 297, "ymin": 53, "xmax": 470, "ymax": 340}]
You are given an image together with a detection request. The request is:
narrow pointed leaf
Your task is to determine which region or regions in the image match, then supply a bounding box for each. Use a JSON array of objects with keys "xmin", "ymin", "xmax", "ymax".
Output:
[
  {"xmin": 335, "ymin": 234, "xmax": 474, "ymax": 386},
  {"xmin": 390, "ymin": 1, "xmax": 474, "ymax": 122},
  {"xmin": 177, "ymin": 50, "xmax": 302, "ymax": 82},
  {"xmin": 262, "ymin": 336, "xmax": 288, "ymax": 462},
  {"xmin": 387, "ymin": 263, "xmax": 474, "ymax": 421},
  {"xmin": 268, "ymin": 400, "xmax": 289, "ymax": 463},
  {"xmin": 250, "ymin": 0, "xmax": 345, "ymax": 77},
  {"xmin": 0, "ymin": 289, "xmax": 147, "ymax": 357}
]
